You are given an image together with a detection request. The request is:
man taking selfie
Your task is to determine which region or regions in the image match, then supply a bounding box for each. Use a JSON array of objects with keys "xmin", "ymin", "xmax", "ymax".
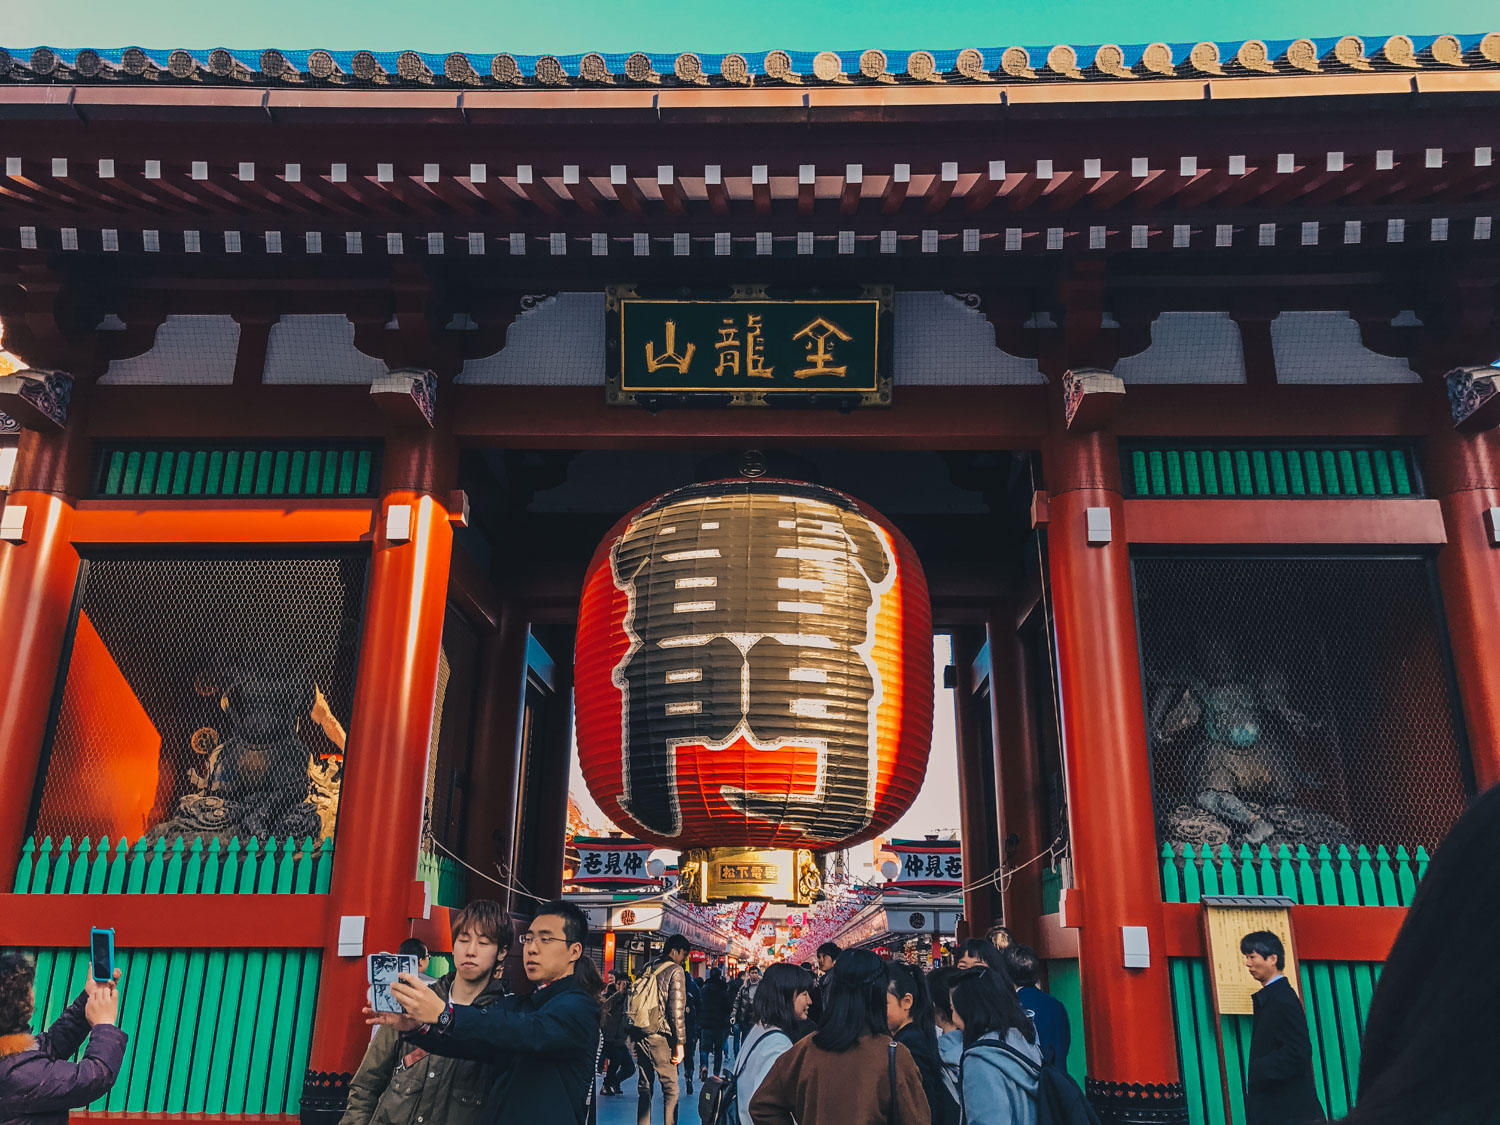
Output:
[
  {"xmin": 368, "ymin": 899, "xmax": 601, "ymax": 1125},
  {"xmin": 342, "ymin": 901, "xmax": 511, "ymax": 1125}
]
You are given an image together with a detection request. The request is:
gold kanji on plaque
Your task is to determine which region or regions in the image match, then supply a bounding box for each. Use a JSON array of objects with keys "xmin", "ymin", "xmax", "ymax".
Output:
[
  {"xmin": 793, "ymin": 317, "xmax": 852, "ymax": 379},
  {"xmin": 645, "ymin": 319, "xmax": 696, "ymax": 374}
]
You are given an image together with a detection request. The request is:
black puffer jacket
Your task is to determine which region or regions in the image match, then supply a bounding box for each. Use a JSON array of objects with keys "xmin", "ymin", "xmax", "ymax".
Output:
[{"xmin": 0, "ymin": 993, "xmax": 127, "ymax": 1125}]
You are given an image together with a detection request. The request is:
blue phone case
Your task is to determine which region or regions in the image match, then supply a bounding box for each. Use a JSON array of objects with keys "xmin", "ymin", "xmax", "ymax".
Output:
[{"xmin": 90, "ymin": 927, "xmax": 115, "ymax": 983}]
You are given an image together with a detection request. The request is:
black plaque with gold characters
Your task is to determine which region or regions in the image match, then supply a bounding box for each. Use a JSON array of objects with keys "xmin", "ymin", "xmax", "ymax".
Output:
[{"xmin": 605, "ymin": 285, "xmax": 892, "ymax": 407}]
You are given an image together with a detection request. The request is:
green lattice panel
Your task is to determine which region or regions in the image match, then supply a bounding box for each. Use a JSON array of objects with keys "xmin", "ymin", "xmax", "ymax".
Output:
[
  {"xmin": 1126, "ymin": 445, "xmax": 1419, "ymax": 499},
  {"xmin": 95, "ymin": 446, "xmax": 377, "ymax": 499}
]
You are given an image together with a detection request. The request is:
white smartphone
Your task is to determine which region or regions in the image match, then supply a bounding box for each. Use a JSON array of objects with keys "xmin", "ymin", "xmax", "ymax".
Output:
[{"xmin": 367, "ymin": 953, "xmax": 420, "ymax": 1014}]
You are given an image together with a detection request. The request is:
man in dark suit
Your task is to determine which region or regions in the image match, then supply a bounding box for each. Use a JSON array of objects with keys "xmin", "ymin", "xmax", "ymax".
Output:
[{"xmin": 1241, "ymin": 931, "xmax": 1327, "ymax": 1125}]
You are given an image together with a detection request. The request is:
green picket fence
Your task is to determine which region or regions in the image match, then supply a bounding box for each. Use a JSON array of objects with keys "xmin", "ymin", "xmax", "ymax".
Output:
[
  {"xmin": 27, "ymin": 945, "xmax": 320, "ymax": 1115},
  {"xmin": 13, "ymin": 835, "xmax": 334, "ymax": 895},
  {"xmin": 95, "ymin": 445, "xmax": 378, "ymax": 499},
  {"xmin": 1171, "ymin": 956, "xmax": 1380, "ymax": 1125},
  {"xmin": 418, "ymin": 848, "xmax": 468, "ymax": 909},
  {"xmin": 1125, "ymin": 445, "xmax": 1418, "ymax": 499},
  {"xmin": 1161, "ymin": 842, "xmax": 1427, "ymax": 907}
]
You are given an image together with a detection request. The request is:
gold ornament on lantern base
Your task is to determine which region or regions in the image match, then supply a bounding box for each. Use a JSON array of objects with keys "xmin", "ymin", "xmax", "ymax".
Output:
[{"xmin": 681, "ymin": 847, "xmax": 823, "ymax": 906}]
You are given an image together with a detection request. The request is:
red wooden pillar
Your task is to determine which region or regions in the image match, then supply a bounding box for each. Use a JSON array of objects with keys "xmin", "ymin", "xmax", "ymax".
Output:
[
  {"xmin": 1045, "ymin": 426, "xmax": 1185, "ymax": 1124},
  {"xmin": 306, "ymin": 427, "xmax": 456, "ymax": 1084},
  {"xmin": 989, "ymin": 605, "xmax": 1046, "ymax": 948},
  {"xmin": 952, "ymin": 629, "xmax": 998, "ymax": 931},
  {"xmin": 1428, "ymin": 422, "xmax": 1500, "ymax": 791},
  {"xmin": 0, "ymin": 394, "xmax": 91, "ymax": 880}
]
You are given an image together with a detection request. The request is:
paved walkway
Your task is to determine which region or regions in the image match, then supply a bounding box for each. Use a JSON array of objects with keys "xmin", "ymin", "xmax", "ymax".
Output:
[{"xmin": 596, "ymin": 1050, "xmax": 740, "ymax": 1125}]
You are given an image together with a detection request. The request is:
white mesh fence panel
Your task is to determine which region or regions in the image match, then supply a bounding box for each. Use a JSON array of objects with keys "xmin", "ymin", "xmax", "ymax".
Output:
[
  {"xmin": 262, "ymin": 315, "xmax": 388, "ymax": 385},
  {"xmin": 1115, "ymin": 312, "xmax": 1247, "ymax": 384},
  {"xmin": 100, "ymin": 315, "xmax": 241, "ymax": 385},
  {"xmin": 457, "ymin": 293, "xmax": 604, "ymax": 385},
  {"xmin": 1272, "ymin": 312, "xmax": 1419, "ymax": 384},
  {"xmin": 894, "ymin": 292, "xmax": 1044, "ymax": 385}
]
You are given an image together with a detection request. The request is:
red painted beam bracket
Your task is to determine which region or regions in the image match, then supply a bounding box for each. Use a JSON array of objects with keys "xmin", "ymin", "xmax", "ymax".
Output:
[{"xmin": 0, "ymin": 894, "xmax": 330, "ymax": 948}]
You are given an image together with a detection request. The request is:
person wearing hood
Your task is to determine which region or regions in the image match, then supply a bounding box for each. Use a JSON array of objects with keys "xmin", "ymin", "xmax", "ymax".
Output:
[
  {"xmin": 0, "ymin": 955, "xmax": 125, "ymax": 1125},
  {"xmin": 950, "ymin": 966, "xmax": 1041, "ymax": 1125},
  {"xmin": 343, "ymin": 901, "xmax": 512, "ymax": 1125}
]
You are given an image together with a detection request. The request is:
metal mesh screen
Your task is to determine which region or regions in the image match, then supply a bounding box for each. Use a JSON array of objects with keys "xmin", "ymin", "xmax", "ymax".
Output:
[
  {"xmin": 1136, "ymin": 556, "xmax": 1468, "ymax": 853},
  {"xmin": 31, "ymin": 553, "xmax": 368, "ymax": 845}
]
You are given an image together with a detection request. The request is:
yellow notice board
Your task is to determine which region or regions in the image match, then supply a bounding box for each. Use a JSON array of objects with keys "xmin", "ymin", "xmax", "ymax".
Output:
[{"xmin": 1202, "ymin": 901, "xmax": 1299, "ymax": 1016}]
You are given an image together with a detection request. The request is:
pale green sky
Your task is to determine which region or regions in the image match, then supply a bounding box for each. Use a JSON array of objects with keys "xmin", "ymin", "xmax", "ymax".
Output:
[{"xmin": 7, "ymin": 0, "xmax": 1497, "ymax": 53}]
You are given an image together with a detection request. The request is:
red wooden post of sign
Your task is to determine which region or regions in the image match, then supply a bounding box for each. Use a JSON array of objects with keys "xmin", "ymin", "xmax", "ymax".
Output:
[
  {"xmin": 1045, "ymin": 423, "xmax": 1185, "ymax": 1121},
  {"xmin": 306, "ymin": 425, "xmax": 457, "ymax": 1082},
  {"xmin": 0, "ymin": 391, "xmax": 91, "ymax": 881},
  {"xmin": 1428, "ymin": 419, "xmax": 1500, "ymax": 791}
]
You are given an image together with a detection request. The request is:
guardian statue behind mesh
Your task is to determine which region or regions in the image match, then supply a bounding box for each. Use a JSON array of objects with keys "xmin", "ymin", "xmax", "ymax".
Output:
[{"xmin": 610, "ymin": 483, "xmax": 895, "ymax": 843}]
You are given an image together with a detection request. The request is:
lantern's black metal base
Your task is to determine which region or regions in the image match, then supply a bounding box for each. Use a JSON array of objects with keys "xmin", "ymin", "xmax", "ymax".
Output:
[
  {"xmin": 1085, "ymin": 1078, "xmax": 1189, "ymax": 1125},
  {"xmin": 301, "ymin": 1069, "xmax": 352, "ymax": 1125}
]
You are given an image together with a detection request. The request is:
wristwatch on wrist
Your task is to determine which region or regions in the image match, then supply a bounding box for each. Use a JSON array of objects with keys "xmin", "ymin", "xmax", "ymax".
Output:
[{"xmin": 435, "ymin": 1001, "xmax": 455, "ymax": 1033}]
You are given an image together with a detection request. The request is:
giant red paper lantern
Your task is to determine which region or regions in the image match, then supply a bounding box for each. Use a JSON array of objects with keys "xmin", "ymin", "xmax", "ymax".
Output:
[{"xmin": 575, "ymin": 479, "xmax": 933, "ymax": 852}]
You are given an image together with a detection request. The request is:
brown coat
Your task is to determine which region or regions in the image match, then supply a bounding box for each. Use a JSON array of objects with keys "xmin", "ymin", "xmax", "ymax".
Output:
[{"xmin": 749, "ymin": 1032, "xmax": 932, "ymax": 1125}]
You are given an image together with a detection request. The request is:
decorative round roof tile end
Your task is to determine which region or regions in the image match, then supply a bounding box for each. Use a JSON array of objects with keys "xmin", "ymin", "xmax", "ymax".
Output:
[
  {"xmin": 121, "ymin": 46, "xmax": 151, "ymax": 76},
  {"xmin": 625, "ymin": 52, "xmax": 658, "ymax": 83},
  {"xmin": 579, "ymin": 52, "xmax": 612, "ymax": 83},
  {"xmin": 1428, "ymin": 34, "xmax": 1465, "ymax": 67},
  {"xmin": 30, "ymin": 47, "xmax": 59, "ymax": 76},
  {"xmin": 1479, "ymin": 32, "xmax": 1500, "ymax": 64},
  {"xmin": 443, "ymin": 53, "xmax": 475, "ymax": 83},
  {"xmin": 1000, "ymin": 46, "xmax": 1035, "ymax": 79},
  {"xmin": 0, "ymin": 49, "xmax": 12, "ymax": 77},
  {"xmin": 397, "ymin": 50, "xmax": 432, "ymax": 81},
  {"xmin": 721, "ymin": 53, "xmax": 751, "ymax": 84},
  {"xmin": 536, "ymin": 55, "xmax": 568, "ymax": 85},
  {"xmin": 812, "ymin": 50, "xmax": 842, "ymax": 82},
  {"xmin": 1046, "ymin": 44, "xmax": 1082, "ymax": 79},
  {"xmin": 1093, "ymin": 44, "xmax": 1134, "ymax": 78},
  {"xmin": 1140, "ymin": 42, "xmax": 1175, "ymax": 76},
  {"xmin": 764, "ymin": 49, "xmax": 796, "ymax": 82},
  {"xmin": 1235, "ymin": 40, "xmax": 1274, "ymax": 73},
  {"xmin": 74, "ymin": 49, "xmax": 103, "ymax": 77},
  {"xmin": 1382, "ymin": 34, "xmax": 1418, "ymax": 68},
  {"xmin": 167, "ymin": 49, "xmax": 198, "ymax": 79},
  {"xmin": 350, "ymin": 50, "xmax": 381, "ymax": 80},
  {"xmin": 1333, "ymin": 35, "xmax": 1370, "ymax": 70},
  {"xmin": 208, "ymin": 47, "xmax": 237, "ymax": 77},
  {"xmin": 956, "ymin": 47, "xmax": 988, "ymax": 80},
  {"xmin": 307, "ymin": 50, "xmax": 338, "ymax": 79},
  {"xmin": 260, "ymin": 49, "xmax": 289, "ymax": 78},
  {"xmin": 675, "ymin": 52, "xmax": 706, "ymax": 84},
  {"xmin": 1188, "ymin": 41, "xmax": 1223, "ymax": 75},
  {"xmin": 906, "ymin": 49, "xmax": 938, "ymax": 81},
  {"xmin": 859, "ymin": 49, "xmax": 888, "ymax": 79},
  {"xmin": 490, "ymin": 54, "xmax": 521, "ymax": 84},
  {"xmin": 1284, "ymin": 38, "xmax": 1320, "ymax": 72}
]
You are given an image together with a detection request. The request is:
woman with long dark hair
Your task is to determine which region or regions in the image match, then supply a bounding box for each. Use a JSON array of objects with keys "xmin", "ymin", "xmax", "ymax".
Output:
[
  {"xmin": 1341, "ymin": 785, "xmax": 1500, "ymax": 1124},
  {"xmin": 949, "ymin": 967, "xmax": 1040, "ymax": 1125},
  {"xmin": 730, "ymin": 964, "xmax": 813, "ymax": 1125},
  {"xmin": 927, "ymin": 965, "xmax": 964, "ymax": 1116},
  {"xmin": 749, "ymin": 949, "xmax": 931, "ymax": 1124},
  {"xmin": 888, "ymin": 962, "xmax": 952, "ymax": 1125}
]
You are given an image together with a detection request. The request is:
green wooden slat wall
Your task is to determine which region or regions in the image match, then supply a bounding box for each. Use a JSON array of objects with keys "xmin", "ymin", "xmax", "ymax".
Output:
[
  {"xmin": 1170, "ymin": 957, "xmax": 1381, "ymax": 1125},
  {"xmin": 1125, "ymin": 445, "xmax": 1419, "ymax": 499},
  {"xmin": 1043, "ymin": 959, "xmax": 1088, "ymax": 1088},
  {"xmin": 95, "ymin": 446, "xmax": 377, "ymax": 499},
  {"xmin": 22, "ymin": 947, "xmax": 321, "ymax": 1115},
  {"xmin": 14, "ymin": 835, "xmax": 333, "ymax": 894}
]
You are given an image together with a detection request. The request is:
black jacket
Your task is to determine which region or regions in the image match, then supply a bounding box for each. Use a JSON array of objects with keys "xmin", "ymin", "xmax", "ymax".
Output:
[
  {"xmin": 698, "ymin": 978, "xmax": 733, "ymax": 1031},
  {"xmin": 1246, "ymin": 977, "xmax": 1326, "ymax": 1125},
  {"xmin": 894, "ymin": 1022, "xmax": 953, "ymax": 1125},
  {"xmin": 409, "ymin": 972, "xmax": 601, "ymax": 1125}
]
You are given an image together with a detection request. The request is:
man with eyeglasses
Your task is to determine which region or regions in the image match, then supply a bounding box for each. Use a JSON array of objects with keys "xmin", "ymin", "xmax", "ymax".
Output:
[{"xmin": 369, "ymin": 899, "xmax": 601, "ymax": 1125}]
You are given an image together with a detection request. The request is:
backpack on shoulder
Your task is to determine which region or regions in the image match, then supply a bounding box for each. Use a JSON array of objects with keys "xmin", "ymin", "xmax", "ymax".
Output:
[
  {"xmin": 959, "ymin": 1040, "xmax": 1101, "ymax": 1125},
  {"xmin": 698, "ymin": 1027, "xmax": 789, "ymax": 1125},
  {"xmin": 626, "ymin": 960, "xmax": 673, "ymax": 1037}
]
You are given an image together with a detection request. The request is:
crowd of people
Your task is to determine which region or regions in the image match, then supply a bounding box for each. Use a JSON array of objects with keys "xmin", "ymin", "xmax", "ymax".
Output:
[{"xmin": 3, "ymin": 783, "xmax": 1499, "ymax": 1123}]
